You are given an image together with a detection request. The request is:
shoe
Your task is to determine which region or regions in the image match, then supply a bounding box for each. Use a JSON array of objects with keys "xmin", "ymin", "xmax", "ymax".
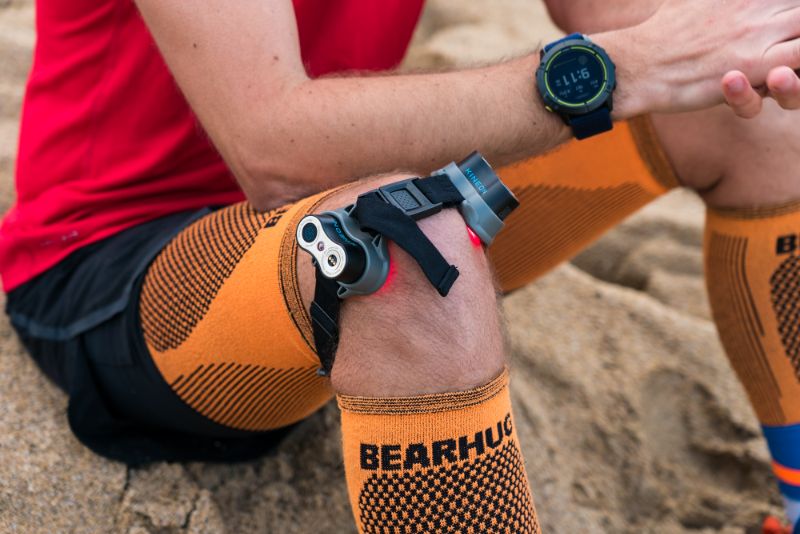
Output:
[{"xmin": 763, "ymin": 516, "xmax": 793, "ymax": 534}]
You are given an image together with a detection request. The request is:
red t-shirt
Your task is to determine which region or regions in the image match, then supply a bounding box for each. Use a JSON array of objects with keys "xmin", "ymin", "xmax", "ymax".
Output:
[{"xmin": 1, "ymin": 0, "xmax": 424, "ymax": 291}]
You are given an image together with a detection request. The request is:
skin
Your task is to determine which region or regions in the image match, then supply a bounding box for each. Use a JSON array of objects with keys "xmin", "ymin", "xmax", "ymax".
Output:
[
  {"xmin": 297, "ymin": 176, "xmax": 506, "ymax": 397},
  {"xmin": 546, "ymin": 0, "xmax": 800, "ymax": 119},
  {"xmin": 546, "ymin": 0, "xmax": 800, "ymax": 208},
  {"xmin": 653, "ymin": 102, "xmax": 800, "ymax": 207},
  {"xmin": 131, "ymin": 0, "xmax": 800, "ymax": 397},
  {"xmin": 135, "ymin": 0, "xmax": 800, "ymax": 212}
]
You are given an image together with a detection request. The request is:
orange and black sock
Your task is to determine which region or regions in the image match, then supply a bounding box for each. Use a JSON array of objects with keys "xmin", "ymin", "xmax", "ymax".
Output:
[
  {"xmin": 705, "ymin": 203, "xmax": 800, "ymax": 528},
  {"xmin": 338, "ymin": 370, "xmax": 540, "ymax": 534},
  {"xmin": 490, "ymin": 115, "xmax": 679, "ymax": 293}
]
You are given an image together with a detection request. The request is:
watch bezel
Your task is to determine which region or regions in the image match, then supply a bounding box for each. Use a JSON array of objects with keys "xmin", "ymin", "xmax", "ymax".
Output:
[{"xmin": 536, "ymin": 38, "xmax": 617, "ymax": 118}]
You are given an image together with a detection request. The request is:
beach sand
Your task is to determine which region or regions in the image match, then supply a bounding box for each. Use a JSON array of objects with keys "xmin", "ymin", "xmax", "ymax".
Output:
[{"xmin": 0, "ymin": 1, "xmax": 782, "ymax": 532}]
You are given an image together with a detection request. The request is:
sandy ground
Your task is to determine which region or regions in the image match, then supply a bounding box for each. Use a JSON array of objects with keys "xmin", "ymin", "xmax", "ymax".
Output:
[{"xmin": 0, "ymin": 1, "xmax": 784, "ymax": 533}]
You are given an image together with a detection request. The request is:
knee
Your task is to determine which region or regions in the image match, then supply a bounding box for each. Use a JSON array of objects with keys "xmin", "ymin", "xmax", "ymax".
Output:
[
  {"xmin": 651, "ymin": 103, "xmax": 800, "ymax": 208},
  {"xmin": 701, "ymin": 103, "xmax": 800, "ymax": 208},
  {"xmin": 332, "ymin": 207, "xmax": 505, "ymax": 397}
]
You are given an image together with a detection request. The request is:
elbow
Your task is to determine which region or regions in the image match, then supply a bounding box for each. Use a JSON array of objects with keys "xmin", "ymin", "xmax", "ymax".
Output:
[
  {"xmin": 232, "ymin": 138, "xmax": 319, "ymax": 212},
  {"xmin": 222, "ymin": 79, "xmax": 327, "ymax": 211},
  {"xmin": 239, "ymin": 179, "xmax": 282, "ymax": 213}
]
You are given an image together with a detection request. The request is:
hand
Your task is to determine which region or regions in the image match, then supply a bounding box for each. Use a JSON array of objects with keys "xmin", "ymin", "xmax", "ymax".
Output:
[
  {"xmin": 722, "ymin": 67, "xmax": 800, "ymax": 118},
  {"xmin": 600, "ymin": 0, "xmax": 800, "ymax": 117}
]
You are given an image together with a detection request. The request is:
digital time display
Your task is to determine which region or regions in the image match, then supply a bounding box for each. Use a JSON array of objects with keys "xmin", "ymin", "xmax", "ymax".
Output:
[{"xmin": 545, "ymin": 48, "xmax": 606, "ymax": 106}]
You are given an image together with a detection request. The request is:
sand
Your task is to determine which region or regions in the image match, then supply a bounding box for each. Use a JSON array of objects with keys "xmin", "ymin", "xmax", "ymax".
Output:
[{"xmin": 0, "ymin": 1, "xmax": 783, "ymax": 532}]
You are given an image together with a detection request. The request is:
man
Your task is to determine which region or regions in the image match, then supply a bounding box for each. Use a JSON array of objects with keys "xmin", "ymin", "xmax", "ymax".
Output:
[
  {"xmin": 541, "ymin": 4, "xmax": 800, "ymax": 533},
  {"xmin": 4, "ymin": 0, "xmax": 800, "ymax": 532}
]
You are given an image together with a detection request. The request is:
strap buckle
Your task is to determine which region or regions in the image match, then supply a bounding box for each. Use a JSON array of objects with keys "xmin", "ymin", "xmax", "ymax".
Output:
[{"xmin": 375, "ymin": 179, "xmax": 443, "ymax": 220}]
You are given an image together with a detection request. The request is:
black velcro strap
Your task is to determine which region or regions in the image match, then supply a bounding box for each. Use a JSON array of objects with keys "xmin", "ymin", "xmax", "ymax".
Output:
[
  {"xmin": 413, "ymin": 175, "xmax": 464, "ymax": 206},
  {"xmin": 354, "ymin": 192, "xmax": 459, "ymax": 297},
  {"xmin": 309, "ymin": 173, "xmax": 467, "ymax": 374},
  {"xmin": 310, "ymin": 272, "xmax": 342, "ymax": 376}
]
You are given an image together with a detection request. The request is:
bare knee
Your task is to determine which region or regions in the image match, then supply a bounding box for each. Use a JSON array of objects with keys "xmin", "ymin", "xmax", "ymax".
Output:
[
  {"xmin": 651, "ymin": 103, "xmax": 800, "ymax": 208},
  {"xmin": 296, "ymin": 175, "xmax": 504, "ymax": 398},
  {"xmin": 334, "ymin": 208, "xmax": 504, "ymax": 396},
  {"xmin": 697, "ymin": 102, "xmax": 800, "ymax": 208}
]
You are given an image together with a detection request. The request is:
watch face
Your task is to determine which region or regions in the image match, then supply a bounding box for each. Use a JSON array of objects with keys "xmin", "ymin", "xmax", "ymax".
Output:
[{"xmin": 544, "ymin": 46, "xmax": 608, "ymax": 108}]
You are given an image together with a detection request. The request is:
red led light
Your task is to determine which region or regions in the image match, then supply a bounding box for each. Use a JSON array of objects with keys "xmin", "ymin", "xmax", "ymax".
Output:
[
  {"xmin": 467, "ymin": 226, "xmax": 482, "ymax": 247},
  {"xmin": 378, "ymin": 252, "xmax": 398, "ymax": 294}
]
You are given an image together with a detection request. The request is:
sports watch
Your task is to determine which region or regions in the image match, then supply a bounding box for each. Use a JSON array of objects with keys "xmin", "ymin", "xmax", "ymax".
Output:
[{"xmin": 536, "ymin": 33, "xmax": 617, "ymax": 140}]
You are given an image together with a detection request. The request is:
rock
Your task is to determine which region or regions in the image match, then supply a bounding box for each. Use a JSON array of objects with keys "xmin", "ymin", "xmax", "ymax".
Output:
[
  {"xmin": 186, "ymin": 491, "xmax": 224, "ymax": 534},
  {"xmin": 403, "ymin": 0, "xmax": 560, "ymax": 69},
  {"xmin": 120, "ymin": 464, "xmax": 198, "ymax": 529},
  {"xmin": 647, "ymin": 269, "xmax": 712, "ymax": 320},
  {"xmin": 573, "ymin": 189, "xmax": 705, "ymax": 289},
  {"xmin": 505, "ymin": 266, "xmax": 780, "ymax": 533}
]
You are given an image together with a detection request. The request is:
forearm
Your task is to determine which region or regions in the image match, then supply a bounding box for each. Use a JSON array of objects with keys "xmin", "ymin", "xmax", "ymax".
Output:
[
  {"xmin": 235, "ymin": 55, "xmax": 567, "ymax": 206},
  {"xmin": 137, "ymin": 0, "xmax": 800, "ymax": 209},
  {"xmin": 134, "ymin": 0, "xmax": 650, "ymax": 207},
  {"xmin": 134, "ymin": 0, "xmax": 572, "ymax": 207},
  {"xmin": 233, "ymin": 29, "xmax": 654, "ymax": 208}
]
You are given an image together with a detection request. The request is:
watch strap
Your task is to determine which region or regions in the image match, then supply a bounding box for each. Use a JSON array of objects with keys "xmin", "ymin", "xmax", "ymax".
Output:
[
  {"xmin": 543, "ymin": 32, "xmax": 585, "ymax": 53},
  {"xmin": 569, "ymin": 106, "xmax": 613, "ymax": 140}
]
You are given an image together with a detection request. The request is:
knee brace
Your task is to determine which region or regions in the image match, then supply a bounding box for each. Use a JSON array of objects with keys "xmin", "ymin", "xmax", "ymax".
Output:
[
  {"xmin": 297, "ymin": 152, "xmax": 519, "ymax": 375},
  {"xmin": 140, "ymin": 194, "xmax": 341, "ymax": 433}
]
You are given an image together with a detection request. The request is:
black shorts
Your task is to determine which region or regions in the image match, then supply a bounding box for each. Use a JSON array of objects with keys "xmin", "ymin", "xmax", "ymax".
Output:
[{"xmin": 6, "ymin": 211, "xmax": 294, "ymax": 466}]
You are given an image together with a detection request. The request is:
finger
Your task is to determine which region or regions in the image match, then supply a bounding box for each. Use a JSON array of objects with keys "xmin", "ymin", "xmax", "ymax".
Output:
[
  {"xmin": 722, "ymin": 71, "xmax": 763, "ymax": 119},
  {"xmin": 765, "ymin": 38, "xmax": 800, "ymax": 72},
  {"xmin": 767, "ymin": 66, "xmax": 800, "ymax": 109},
  {"xmin": 774, "ymin": 7, "xmax": 800, "ymax": 46}
]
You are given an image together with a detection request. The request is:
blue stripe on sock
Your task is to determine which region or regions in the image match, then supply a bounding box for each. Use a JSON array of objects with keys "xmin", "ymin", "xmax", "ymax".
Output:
[
  {"xmin": 763, "ymin": 422, "xmax": 800, "ymax": 530},
  {"xmin": 762, "ymin": 423, "xmax": 800, "ymax": 468},
  {"xmin": 780, "ymin": 481, "xmax": 800, "ymax": 501}
]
